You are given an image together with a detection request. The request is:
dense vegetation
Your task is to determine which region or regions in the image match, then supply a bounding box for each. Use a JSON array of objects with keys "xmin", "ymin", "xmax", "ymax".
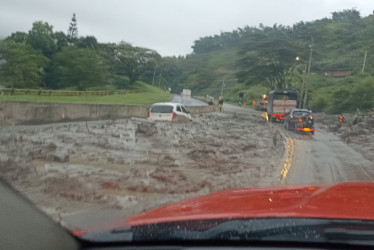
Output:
[
  {"xmin": 178, "ymin": 9, "xmax": 374, "ymax": 113},
  {"xmin": 0, "ymin": 14, "xmax": 165, "ymax": 92},
  {"xmin": 1, "ymin": 9, "xmax": 374, "ymax": 113}
]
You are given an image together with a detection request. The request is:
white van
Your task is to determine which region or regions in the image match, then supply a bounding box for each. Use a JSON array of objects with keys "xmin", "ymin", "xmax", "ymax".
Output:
[{"xmin": 147, "ymin": 102, "xmax": 192, "ymax": 122}]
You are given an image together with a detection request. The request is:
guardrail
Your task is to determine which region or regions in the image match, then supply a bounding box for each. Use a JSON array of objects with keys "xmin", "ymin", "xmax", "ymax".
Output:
[{"xmin": 0, "ymin": 88, "xmax": 140, "ymax": 96}]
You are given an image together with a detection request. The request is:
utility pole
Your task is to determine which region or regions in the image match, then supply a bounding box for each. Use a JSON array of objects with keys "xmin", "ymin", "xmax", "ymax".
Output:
[
  {"xmin": 151, "ymin": 65, "xmax": 156, "ymax": 86},
  {"xmin": 303, "ymin": 43, "xmax": 313, "ymax": 109},
  {"xmin": 362, "ymin": 50, "xmax": 368, "ymax": 73},
  {"xmin": 299, "ymin": 64, "xmax": 307, "ymax": 109},
  {"xmin": 220, "ymin": 80, "xmax": 225, "ymax": 97},
  {"xmin": 158, "ymin": 71, "xmax": 162, "ymax": 88},
  {"xmin": 295, "ymin": 56, "xmax": 307, "ymax": 108}
]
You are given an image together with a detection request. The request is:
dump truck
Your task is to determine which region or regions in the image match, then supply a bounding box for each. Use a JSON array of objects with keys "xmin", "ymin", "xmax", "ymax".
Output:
[{"xmin": 266, "ymin": 89, "xmax": 298, "ymax": 122}]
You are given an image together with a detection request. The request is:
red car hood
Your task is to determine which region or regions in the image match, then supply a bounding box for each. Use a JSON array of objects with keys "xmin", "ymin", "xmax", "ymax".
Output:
[{"xmin": 128, "ymin": 182, "xmax": 374, "ymax": 226}]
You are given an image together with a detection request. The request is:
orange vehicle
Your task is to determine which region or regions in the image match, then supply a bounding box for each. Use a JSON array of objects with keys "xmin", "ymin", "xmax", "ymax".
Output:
[{"xmin": 75, "ymin": 182, "xmax": 374, "ymax": 248}]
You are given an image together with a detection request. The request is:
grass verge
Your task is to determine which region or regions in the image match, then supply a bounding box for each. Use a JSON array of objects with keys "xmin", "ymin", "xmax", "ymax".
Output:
[{"xmin": 0, "ymin": 82, "xmax": 170, "ymax": 105}]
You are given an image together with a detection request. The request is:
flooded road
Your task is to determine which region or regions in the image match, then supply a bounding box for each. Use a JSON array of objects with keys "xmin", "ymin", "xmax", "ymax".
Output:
[{"xmin": 1, "ymin": 103, "xmax": 374, "ymax": 232}]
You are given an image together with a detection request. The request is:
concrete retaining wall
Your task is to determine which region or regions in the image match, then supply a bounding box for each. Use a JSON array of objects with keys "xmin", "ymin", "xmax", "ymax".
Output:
[
  {"xmin": 187, "ymin": 105, "xmax": 219, "ymax": 114},
  {"xmin": 0, "ymin": 101, "xmax": 219, "ymax": 125}
]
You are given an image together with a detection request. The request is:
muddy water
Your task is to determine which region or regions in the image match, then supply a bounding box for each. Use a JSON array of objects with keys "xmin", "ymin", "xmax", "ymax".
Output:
[
  {"xmin": 1, "ymin": 104, "xmax": 374, "ymax": 232},
  {"xmin": 0, "ymin": 106, "xmax": 285, "ymax": 230}
]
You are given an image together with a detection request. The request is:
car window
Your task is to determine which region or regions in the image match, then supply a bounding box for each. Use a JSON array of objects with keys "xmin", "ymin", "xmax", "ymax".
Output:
[
  {"xmin": 150, "ymin": 105, "xmax": 173, "ymax": 113},
  {"xmin": 176, "ymin": 105, "xmax": 182, "ymax": 112},
  {"xmin": 181, "ymin": 106, "xmax": 189, "ymax": 114},
  {"xmin": 292, "ymin": 111, "xmax": 310, "ymax": 118}
]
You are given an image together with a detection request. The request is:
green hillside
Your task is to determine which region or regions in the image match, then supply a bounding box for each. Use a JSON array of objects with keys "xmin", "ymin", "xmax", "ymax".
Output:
[
  {"xmin": 174, "ymin": 9, "xmax": 374, "ymax": 113},
  {"xmin": 2, "ymin": 9, "xmax": 374, "ymax": 112}
]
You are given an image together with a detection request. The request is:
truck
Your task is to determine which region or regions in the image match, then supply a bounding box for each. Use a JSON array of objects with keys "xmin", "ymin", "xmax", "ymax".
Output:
[
  {"xmin": 266, "ymin": 89, "xmax": 298, "ymax": 122},
  {"xmin": 181, "ymin": 89, "xmax": 191, "ymax": 98},
  {"xmin": 181, "ymin": 89, "xmax": 192, "ymax": 105}
]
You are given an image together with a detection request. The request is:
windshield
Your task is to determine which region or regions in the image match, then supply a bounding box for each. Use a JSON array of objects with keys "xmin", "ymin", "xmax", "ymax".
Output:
[
  {"xmin": 293, "ymin": 111, "xmax": 311, "ymax": 118},
  {"xmin": 1, "ymin": 0, "xmax": 374, "ymax": 248},
  {"xmin": 151, "ymin": 105, "xmax": 173, "ymax": 113}
]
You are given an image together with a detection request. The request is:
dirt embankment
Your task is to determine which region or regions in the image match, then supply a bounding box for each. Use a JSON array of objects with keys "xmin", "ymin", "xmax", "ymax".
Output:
[{"xmin": 0, "ymin": 111, "xmax": 285, "ymax": 223}]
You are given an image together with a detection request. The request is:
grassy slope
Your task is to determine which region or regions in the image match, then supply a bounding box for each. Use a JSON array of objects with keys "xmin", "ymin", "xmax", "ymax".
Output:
[{"xmin": 0, "ymin": 82, "xmax": 170, "ymax": 105}]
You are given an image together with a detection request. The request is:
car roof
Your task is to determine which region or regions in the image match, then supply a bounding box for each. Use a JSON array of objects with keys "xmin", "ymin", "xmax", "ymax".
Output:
[
  {"xmin": 291, "ymin": 109, "xmax": 311, "ymax": 112},
  {"xmin": 292, "ymin": 109, "xmax": 310, "ymax": 112},
  {"xmin": 151, "ymin": 102, "xmax": 185, "ymax": 107},
  {"xmin": 152, "ymin": 102, "xmax": 183, "ymax": 106}
]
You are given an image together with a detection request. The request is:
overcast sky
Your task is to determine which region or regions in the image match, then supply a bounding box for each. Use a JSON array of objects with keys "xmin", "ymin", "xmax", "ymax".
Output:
[{"xmin": 1, "ymin": 0, "xmax": 374, "ymax": 56}]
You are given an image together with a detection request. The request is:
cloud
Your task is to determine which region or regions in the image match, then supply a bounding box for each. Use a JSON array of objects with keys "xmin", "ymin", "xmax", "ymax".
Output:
[{"xmin": 1, "ymin": 0, "xmax": 373, "ymax": 56}]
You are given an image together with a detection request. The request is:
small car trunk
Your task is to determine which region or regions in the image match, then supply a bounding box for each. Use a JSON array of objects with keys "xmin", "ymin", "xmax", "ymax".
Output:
[{"xmin": 149, "ymin": 105, "xmax": 174, "ymax": 121}]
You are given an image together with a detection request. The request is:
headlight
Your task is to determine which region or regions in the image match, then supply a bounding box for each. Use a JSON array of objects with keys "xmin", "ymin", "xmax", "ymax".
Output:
[{"xmin": 310, "ymin": 116, "xmax": 313, "ymax": 120}]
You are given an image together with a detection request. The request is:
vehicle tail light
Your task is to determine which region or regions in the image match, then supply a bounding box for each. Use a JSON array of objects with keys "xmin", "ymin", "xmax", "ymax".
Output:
[
  {"xmin": 147, "ymin": 110, "xmax": 150, "ymax": 118},
  {"xmin": 172, "ymin": 111, "xmax": 177, "ymax": 119},
  {"xmin": 298, "ymin": 118, "xmax": 302, "ymax": 122},
  {"xmin": 71, "ymin": 229, "xmax": 85, "ymax": 237}
]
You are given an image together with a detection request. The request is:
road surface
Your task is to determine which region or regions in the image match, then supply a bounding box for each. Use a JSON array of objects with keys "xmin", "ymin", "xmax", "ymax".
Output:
[
  {"xmin": 169, "ymin": 95, "xmax": 208, "ymax": 106},
  {"xmin": 280, "ymin": 126, "xmax": 374, "ymax": 185},
  {"xmin": 223, "ymin": 103, "xmax": 374, "ymax": 185}
]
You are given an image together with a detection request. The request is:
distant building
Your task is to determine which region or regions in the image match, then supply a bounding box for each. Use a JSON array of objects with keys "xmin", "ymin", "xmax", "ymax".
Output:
[{"xmin": 323, "ymin": 69, "xmax": 351, "ymax": 77}]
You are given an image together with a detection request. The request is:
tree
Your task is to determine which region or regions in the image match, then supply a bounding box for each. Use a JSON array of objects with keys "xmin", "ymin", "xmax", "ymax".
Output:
[
  {"xmin": 236, "ymin": 30, "xmax": 300, "ymax": 89},
  {"xmin": 145, "ymin": 56, "xmax": 185, "ymax": 91},
  {"xmin": 192, "ymin": 30, "xmax": 243, "ymax": 54},
  {"xmin": 77, "ymin": 36, "xmax": 98, "ymax": 49},
  {"xmin": 0, "ymin": 40, "xmax": 49, "ymax": 88},
  {"xmin": 67, "ymin": 13, "xmax": 78, "ymax": 44},
  {"xmin": 54, "ymin": 31, "xmax": 68, "ymax": 51},
  {"xmin": 109, "ymin": 42, "xmax": 161, "ymax": 85},
  {"xmin": 7, "ymin": 32, "xmax": 28, "ymax": 43},
  {"xmin": 26, "ymin": 21, "xmax": 57, "ymax": 58},
  {"xmin": 332, "ymin": 9, "xmax": 360, "ymax": 23},
  {"xmin": 52, "ymin": 46, "xmax": 109, "ymax": 90}
]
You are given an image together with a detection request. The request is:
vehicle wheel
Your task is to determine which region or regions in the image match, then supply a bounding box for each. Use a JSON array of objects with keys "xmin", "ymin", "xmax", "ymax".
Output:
[{"xmin": 285, "ymin": 122, "xmax": 289, "ymax": 131}]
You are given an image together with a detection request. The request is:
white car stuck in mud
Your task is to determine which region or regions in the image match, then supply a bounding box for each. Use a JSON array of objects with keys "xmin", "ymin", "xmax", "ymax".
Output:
[{"xmin": 147, "ymin": 102, "xmax": 192, "ymax": 122}]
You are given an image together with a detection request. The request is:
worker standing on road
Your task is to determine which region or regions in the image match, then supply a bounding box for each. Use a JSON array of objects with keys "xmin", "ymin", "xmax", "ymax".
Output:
[
  {"xmin": 339, "ymin": 115, "xmax": 344, "ymax": 123},
  {"xmin": 218, "ymin": 96, "xmax": 224, "ymax": 112}
]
